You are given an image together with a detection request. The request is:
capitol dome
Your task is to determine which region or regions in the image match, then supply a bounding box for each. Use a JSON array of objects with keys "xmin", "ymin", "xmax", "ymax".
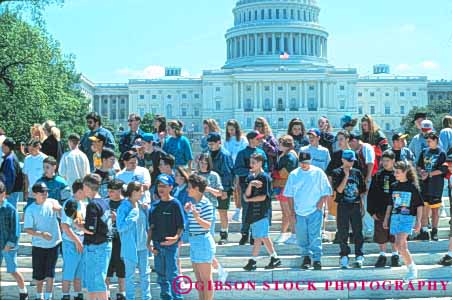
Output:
[{"xmin": 224, "ymin": 0, "xmax": 329, "ymax": 69}]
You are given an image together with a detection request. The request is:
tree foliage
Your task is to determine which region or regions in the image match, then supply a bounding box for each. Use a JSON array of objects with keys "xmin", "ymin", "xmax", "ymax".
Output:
[
  {"xmin": 141, "ymin": 113, "xmax": 155, "ymax": 133},
  {"xmin": 401, "ymin": 99, "xmax": 452, "ymax": 136},
  {"xmin": 0, "ymin": 12, "xmax": 89, "ymax": 142}
]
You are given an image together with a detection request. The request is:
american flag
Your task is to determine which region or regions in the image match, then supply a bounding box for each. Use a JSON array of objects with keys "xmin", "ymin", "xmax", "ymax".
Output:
[{"xmin": 280, "ymin": 52, "xmax": 289, "ymax": 60}]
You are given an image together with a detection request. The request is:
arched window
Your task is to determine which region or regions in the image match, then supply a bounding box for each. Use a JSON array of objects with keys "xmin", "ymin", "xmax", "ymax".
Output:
[
  {"xmin": 278, "ymin": 118, "xmax": 284, "ymax": 129},
  {"xmin": 261, "ymin": 9, "xmax": 265, "ymax": 19},
  {"xmin": 268, "ymin": 9, "xmax": 272, "ymax": 19},
  {"xmin": 263, "ymin": 98, "xmax": 272, "ymax": 111},
  {"xmin": 254, "ymin": 10, "xmax": 258, "ymax": 20},
  {"xmin": 289, "ymin": 98, "xmax": 298, "ymax": 111},
  {"xmin": 245, "ymin": 99, "xmax": 253, "ymax": 112},
  {"xmin": 277, "ymin": 98, "xmax": 284, "ymax": 111},
  {"xmin": 181, "ymin": 104, "xmax": 188, "ymax": 117}
]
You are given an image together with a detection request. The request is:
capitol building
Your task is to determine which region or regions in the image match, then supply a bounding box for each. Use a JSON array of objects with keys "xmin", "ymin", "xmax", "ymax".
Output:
[{"xmin": 80, "ymin": 0, "xmax": 451, "ymax": 133}]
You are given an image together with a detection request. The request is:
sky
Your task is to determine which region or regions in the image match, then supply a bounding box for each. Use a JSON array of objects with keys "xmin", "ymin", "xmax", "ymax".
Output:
[{"xmin": 43, "ymin": 0, "xmax": 452, "ymax": 83}]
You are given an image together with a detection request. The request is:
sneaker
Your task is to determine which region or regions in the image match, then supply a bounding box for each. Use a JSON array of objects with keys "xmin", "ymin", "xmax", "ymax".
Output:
[
  {"xmin": 19, "ymin": 293, "xmax": 28, "ymax": 300},
  {"xmin": 340, "ymin": 256, "xmax": 349, "ymax": 269},
  {"xmin": 232, "ymin": 209, "xmax": 241, "ymax": 222},
  {"xmin": 218, "ymin": 266, "xmax": 229, "ymax": 283},
  {"xmin": 265, "ymin": 256, "xmax": 282, "ymax": 269},
  {"xmin": 374, "ymin": 255, "xmax": 387, "ymax": 268},
  {"xmin": 243, "ymin": 259, "xmax": 257, "ymax": 271},
  {"xmin": 438, "ymin": 254, "xmax": 452, "ymax": 266},
  {"xmin": 275, "ymin": 233, "xmax": 290, "ymax": 244},
  {"xmin": 313, "ymin": 261, "xmax": 322, "ymax": 270},
  {"xmin": 430, "ymin": 228, "xmax": 438, "ymax": 241},
  {"xmin": 239, "ymin": 233, "xmax": 249, "ymax": 245},
  {"xmin": 284, "ymin": 234, "xmax": 298, "ymax": 245},
  {"xmin": 301, "ymin": 256, "xmax": 311, "ymax": 269},
  {"xmin": 416, "ymin": 230, "xmax": 429, "ymax": 241},
  {"xmin": 354, "ymin": 256, "xmax": 364, "ymax": 268},
  {"xmin": 404, "ymin": 265, "xmax": 418, "ymax": 281},
  {"xmin": 391, "ymin": 255, "xmax": 402, "ymax": 267},
  {"xmin": 218, "ymin": 231, "xmax": 228, "ymax": 245},
  {"xmin": 321, "ymin": 232, "xmax": 330, "ymax": 243},
  {"xmin": 116, "ymin": 294, "xmax": 126, "ymax": 300}
]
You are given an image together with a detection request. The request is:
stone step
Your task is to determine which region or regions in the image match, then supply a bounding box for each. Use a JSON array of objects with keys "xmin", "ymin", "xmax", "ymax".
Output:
[
  {"xmin": 10, "ymin": 252, "xmax": 449, "ymax": 270},
  {"xmin": 1, "ymin": 281, "xmax": 451, "ymax": 300},
  {"xmin": 2, "ymin": 264, "xmax": 451, "ymax": 284},
  {"xmin": 15, "ymin": 239, "xmax": 451, "ymax": 257}
]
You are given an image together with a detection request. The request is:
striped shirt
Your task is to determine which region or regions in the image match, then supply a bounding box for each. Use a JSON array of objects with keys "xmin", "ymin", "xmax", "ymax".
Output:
[{"xmin": 187, "ymin": 197, "xmax": 213, "ymax": 234}]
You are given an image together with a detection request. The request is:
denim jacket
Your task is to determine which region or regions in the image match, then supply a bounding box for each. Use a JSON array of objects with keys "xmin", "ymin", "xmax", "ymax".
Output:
[
  {"xmin": 116, "ymin": 199, "xmax": 149, "ymax": 263},
  {"xmin": 210, "ymin": 147, "xmax": 234, "ymax": 191},
  {"xmin": 0, "ymin": 200, "xmax": 19, "ymax": 249}
]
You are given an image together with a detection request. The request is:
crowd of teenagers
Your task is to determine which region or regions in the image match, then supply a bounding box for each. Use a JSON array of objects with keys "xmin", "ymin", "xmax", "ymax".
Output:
[{"xmin": 0, "ymin": 111, "xmax": 452, "ymax": 300}]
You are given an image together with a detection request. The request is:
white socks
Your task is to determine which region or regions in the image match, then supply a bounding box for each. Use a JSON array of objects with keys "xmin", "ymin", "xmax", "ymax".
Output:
[
  {"xmin": 392, "ymin": 251, "xmax": 399, "ymax": 256},
  {"xmin": 270, "ymin": 252, "xmax": 278, "ymax": 258},
  {"xmin": 379, "ymin": 251, "xmax": 386, "ymax": 256}
]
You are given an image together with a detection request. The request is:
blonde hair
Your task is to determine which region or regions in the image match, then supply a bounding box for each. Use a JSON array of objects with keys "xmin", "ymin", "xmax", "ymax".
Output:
[
  {"xmin": 42, "ymin": 120, "xmax": 61, "ymax": 141},
  {"xmin": 203, "ymin": 119, "xmax": 220, "ymax": 134},
  {"xmin": 30, "ymin": 124, "xmax": 46, "ymax": 143},
  {"xmin": 254, "ymin": 117, "xmax": 273, "ymax": 136},
  {"xmin": 168, "ymin": 120, "xmax": 183, "ymax": 137}
]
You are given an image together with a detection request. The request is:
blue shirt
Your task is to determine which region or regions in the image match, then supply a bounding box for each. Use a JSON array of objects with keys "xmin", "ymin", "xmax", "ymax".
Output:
[
  {"xmin": 36, "ymin": 175, "xmax": 71, "ymax": 204},
  {"xmin": 116, "ymin": 200, "xmax": 149, "ymax": 263},
  {"xmin": 163, "ymin": 136, "xmax": 193, "ymax": 167},
  {"xmin": 0, "ymin": 200, "xmax": 20, "ymax": 249}
]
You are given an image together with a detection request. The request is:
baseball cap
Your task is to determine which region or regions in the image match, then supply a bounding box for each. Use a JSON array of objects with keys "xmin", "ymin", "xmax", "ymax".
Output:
[
  {"xmin": 299, "ymin": 152, "xmax": 311, "ymax": 164},
  {"xmin": 64, "ymin": 199, "xmax": 78, "ymax": 220},
  {"xmin": 32, "ymin": 182, "xmax": 49, "ymax": 193},
  {"xmin": 392, "ymin": 133, "xmax": 409, "ymax": 141},
  {"xmin": 413, "ymin": 112, "xmax": 427, "ymax": 122},
  {"xmin": 421, "ymin": 120, "xmax": 434, "ymax": 132},
  {"xmin": 307, "ymin": 128, "xmax": 321, "ymax": 137},
  {"xmin": 142, "ymin": 133, "xmax": 154, "ymax": 143},
  {"xmin": 89, "ymin": 132, "xmax": 107, "ymax": 143},
  {"xmin": 156, "ymin": 174, "xmax": 175, "ymax": 186},
  {"xmin": 342, "ymin": 150, "xmax": 357, "ymax": 162},
  {"xmin": 246, "ymin": 130, "xmax": 265, "ymax": 140},
  {"xmin": 206, "ymin": 132, "xmax": 221, "ymax": 143}
]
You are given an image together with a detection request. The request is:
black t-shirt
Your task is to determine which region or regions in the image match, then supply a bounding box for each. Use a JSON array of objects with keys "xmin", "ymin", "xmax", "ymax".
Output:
[
  {"xmin": 245, "ymin": 172, "xmax": 272, "ymax": 224},
  {"xmin": 331, "ymin": 167, "xmax": 366, "ymax": 204},
  {"xmin": 149, "ymin": 199, "xmax": 184, "ymax": 243},
  {"xmin": 390, "ymin": 181, "xmax": 424, "ymax": 216},
  {"xmin": 418, "ymin": 148, "xmax": 447, "ymax": 197},
  {"xmin": 367, "ymin": 169, "xmax": 396, "ymax": 216},
  {"xmin": 326, "ymin": 150, "xmax": 360, "ymax": 177},
  {"xmin": 84, "ymin": 198, "xmax": 113, "ymax": 245},
  {"xmin": 109, "ymin": 199, "xmax": 123, "ymax": 239},
  {"xmin": 144, "ymin": 149, "xmax": 167, "ymax": 186}
]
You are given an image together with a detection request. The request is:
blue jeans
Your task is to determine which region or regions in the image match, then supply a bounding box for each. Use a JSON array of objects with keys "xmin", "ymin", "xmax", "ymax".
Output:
[
  {"xmin": 295, "ymin": 209, "xmax": 323, "ymax": 262},
  {"xmin": 154, "ymin": 243, "xmax": 182, "ymax": 300},
  {"xmin": 124, "ymin": 250, "xmax": 151, "ymax": 300},
  {"xmin": 6, "ymin": 192, "xmax": 20, "ymax": 208},
  {"xmin": 83, "ymin": 242, "xmax": 112, "ymax": 293}
]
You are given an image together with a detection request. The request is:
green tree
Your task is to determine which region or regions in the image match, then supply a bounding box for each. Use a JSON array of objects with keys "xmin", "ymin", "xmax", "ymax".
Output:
[
  {"xmin": 0, "ymin": 12, "xmax": 89, "ymax": 142},
  {"xmin": 401, "ymin": 99, "xmax": 452, "ymax": 136},
  {"xmin": 141, "ymin": 113, "xmax": 155, "ymax": 133}
]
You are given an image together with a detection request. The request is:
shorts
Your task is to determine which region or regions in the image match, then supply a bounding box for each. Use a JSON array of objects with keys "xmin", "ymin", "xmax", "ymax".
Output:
[
  {"xmin": 107, "ymin": 238, "xmax": 125, "ymax": 278},
  {"xmin": 0, "ymin": 248, "xmax": 18, "ymax": 273},
  {"xmin": 32, "ymin": 244, "xmax": 60, "ymax": 281},
  {"xmin": 250, "ymin": 217, "xmax": 270, "ymax": 238},
  {"xmin": 217, "ymin": 191, "xmax": 232, "ymax": 210},
  {"xmin": 390, "ymin": 214, "xmax": 415, "ymax": 235},
  {"xmin": 423, "ymin": 195, "xmax": 442, "ymax": 208},
  {"xmin": 84, "ymin": 242, "xmax": 112, "ymax": 293},
  {"xmin": 189, "ymin": 233, "xmax": 215, "ymax": 263},
  {"xmin": 373, "ymin": 214, "xmax": 395, "ymax": 244},
  {"xmin": 62, "ymin": 240, "xmax": 84, "ymax": 281},
  {"xmin": 275, "ymin": 187, "xmax": 289, "ymax": 202}
]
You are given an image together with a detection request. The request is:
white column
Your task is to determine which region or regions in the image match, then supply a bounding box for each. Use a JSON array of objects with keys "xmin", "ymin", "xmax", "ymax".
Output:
[
  {"xmin": 285, "ymin": 82, "xmax": 289, "ymax": 111},
  {"xmin": 317, "ymin": 81, "xmax": 321, "ymax": 108},
  {"xmin": 272, "ymin": 33, "xmax": 276, "ymax": 54},
  {"xmin": 280, "ymin": 33, "xmax": 284, "ymax": 53},
  {"xmin": 303, "ymin": 81, "xmax": 308, "ymax": 108},
  {"xmin": 254, "ymin": 33, "xmax": 258, "ymax": 55},
  {"xmin": 324, "ymin": 39, "xmax": 328, "ymax": 58},
  {"xmin": 323, "ymin": 81, "xmax": 328, "ymax": 109},
  {"xmin": 240, "ymin": 81, "xmax": 244, "ymax": 109},
  {"xmin": 234, "ymin": 82, "xmax": 239, "ymax": 109},
  {"xmin": 288, "ymin": 33, "xmax": 293, "ymax": 54},
  {"xmin": 254, "ymin": 81, "xmax": 258, "ymax": 109},
  {"xmin": 317, "ymin": 36, "xmax": 321, "ymax": 57},
  {"xmin": 263, "ymin": 33, "xmax": 267, "ymax": 55},
  {"xmin": 298, "ymin": 33, "xmax": 302, "ymax": 55},
  {"xmin": 247, "ymin": 34, "xmax": 251, "ymax": 56},
  {"xmin": 307, "ymin": 34, "xmax": 311, "ymax": 55},
  {"xmin": 298, "ymin": 81, "xmax": 303, "ymax": 109},
  {"xmin": 272, "ymin": 81, "xmax": 276, "ymax": 108}
]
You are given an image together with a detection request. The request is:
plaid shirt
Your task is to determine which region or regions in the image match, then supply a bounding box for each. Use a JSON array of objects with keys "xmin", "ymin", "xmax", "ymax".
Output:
[{"xmin": 0, "ymin": 199, "xmax": 20, "ymax": 249}]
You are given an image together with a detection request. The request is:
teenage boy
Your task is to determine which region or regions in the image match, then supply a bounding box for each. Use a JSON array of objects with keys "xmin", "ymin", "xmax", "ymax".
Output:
[
  {"xmin": 243, "ymin": 153, "xmax": 280, "ymax": 271},
  {"xmin": 367, "ymin": 150, "xmax": 401, "ymax": 268},
  {"xmin": 300, "ymin": 128, "xmax": 331, "ymax": 171},
  {"xmin": 284, "ymin": 152, "xmax": 332, "ymax": 270},
  {"xmin": 148, "ymin": 174, "xmax": 185, "ymax": 300},
  {"xmin": 61, "ymin": 180, "xmax": 87, "ymax": 300},
  {"xmin": 23, "ymin": 139, "xmax": 47, "ymax": 210},
  {"xmin": 119, "ymin": 113, "xmax": 145, "ymax": 155},
  {"xmin": 153, "ymin": 155, "xmax": 176, "ymax": 201},
  {"xmin": 117, "ymin": 151, "xmax": 151, "ymax": 203},
  {"xmin": 0, "ymin": 181, "xmax": 28, "ymax": 300},
  {"xmin": 331, "ymin": 150, "xmax": 367, "ymax": 269},
  {"xmin": 408, "ymin": 113, "xmax": 429, "ymax": 166},
  {"xmin": 105, "ymin": 179, "xmax": 126, "ymax": 300},
  {"xmin": 94, "ymin": 148, "xmax": 117, "ymax": 198},
  {"xmin": 234, "ymin": 131, "xmax": 268, "ymax": 245},
  {"xmin": 207, "ymin": 132, "xmax": 234, "ymax": 245},
  {"xmin": 438, "ymin": 156, "xmax": 452, "ymax": 266},
  {"xmin": 142, "ymin": 133, "xmax": 167, "ymax": 185},
  {"xmin": 89, "ymin": 132, "xmax": 108, "ymax": 170},
  {"xmin": 37, "ymin": 156, "xmax": 71, "ymax": 205},
  {"xmin": 391, "ymin": 133, "xmax": 414, "ymax": 163},
  {"xmin": 76, "ymin": 174, "xmax": 113, "ymax": 300},
  {"xmin": 24, "ymin": 182, "xmax": 62, "ymax": 300},
  {"xmin": 59, "ymin": 133, "xmax": 90, "ymax": 187},
  {"xmin": 417, "ymin": 132, "xmax": 447, "ymax": 241}
]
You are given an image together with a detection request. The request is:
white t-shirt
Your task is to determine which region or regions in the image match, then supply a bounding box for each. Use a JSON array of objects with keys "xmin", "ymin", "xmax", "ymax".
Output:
[
  {"xmin": 300, "ymin": 144, "xmax": 331, "ymax": 171},
  {"xmin": 284, "ymin": 165, "xmax": 332, "ymax": 216},
  {"xmin": 117, "ymin": 166, "xmax": 151, "ymax": 203},
  {"xmin": 23, "ymin": 153, "xmax": 48, "ymax": 193},
  {"xmin": 360, "ymin": 143, "xmax": 376, "ymax": 164},
  {"xmin": 58, "ymin": 149, "xmax": 90, "ymax": 187}
]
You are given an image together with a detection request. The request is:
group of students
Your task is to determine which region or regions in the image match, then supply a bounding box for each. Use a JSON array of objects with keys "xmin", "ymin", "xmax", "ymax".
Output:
[{"xmin": 0, "ymin": 110, "xmax": 452, "ymax": 300}]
